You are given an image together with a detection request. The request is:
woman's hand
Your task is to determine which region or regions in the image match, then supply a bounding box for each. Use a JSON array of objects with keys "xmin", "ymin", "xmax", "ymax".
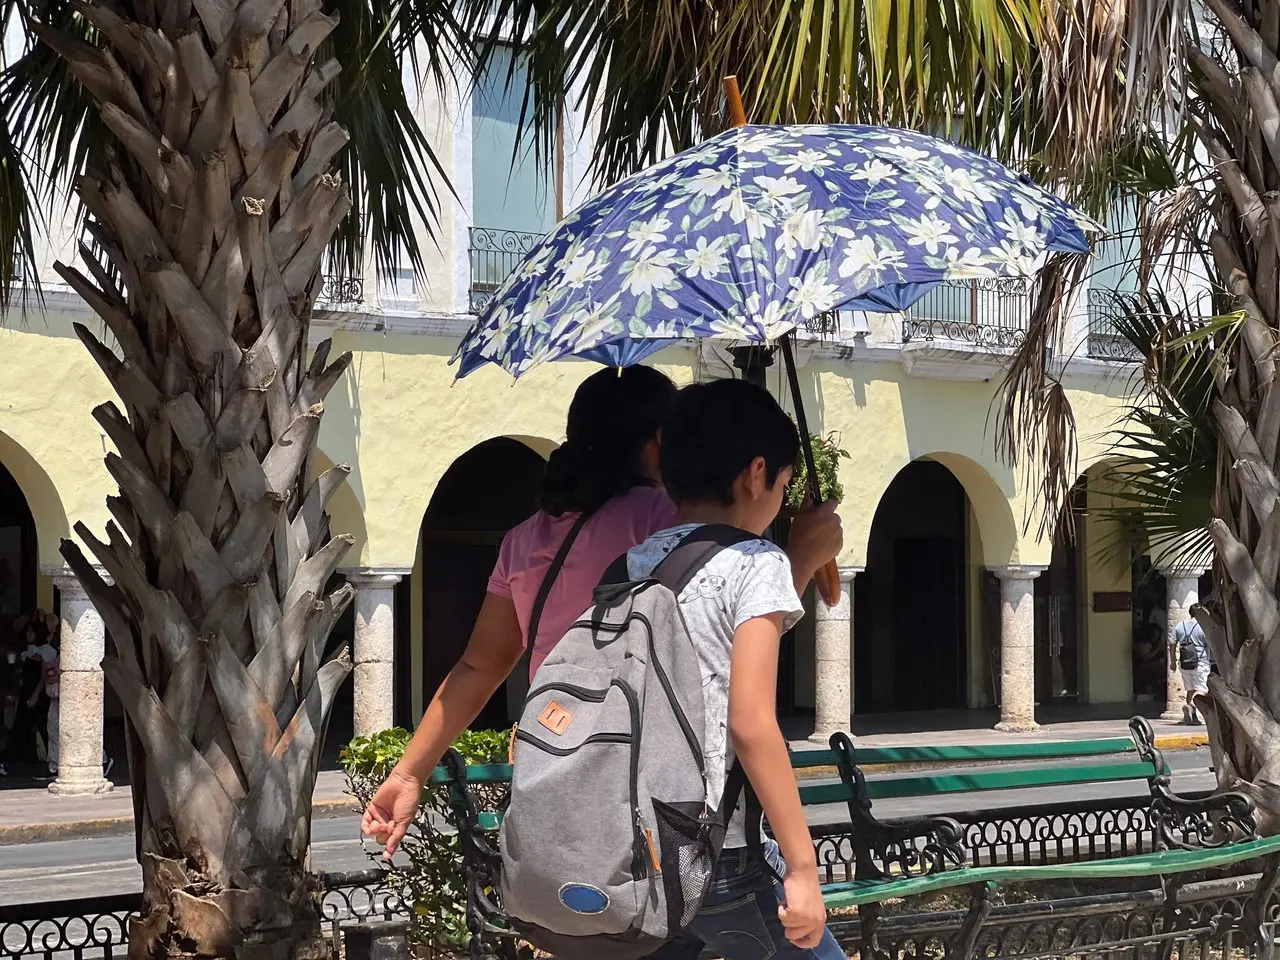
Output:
[{"xmin": 361, "ymin": 768, "xmax": 423, "ymax": 860}]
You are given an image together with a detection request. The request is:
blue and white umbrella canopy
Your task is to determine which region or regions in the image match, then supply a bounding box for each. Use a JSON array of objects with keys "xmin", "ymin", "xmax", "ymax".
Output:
[{"xmin": 453, "ymin": 124, "xmax": 1095, "ymax": 378}]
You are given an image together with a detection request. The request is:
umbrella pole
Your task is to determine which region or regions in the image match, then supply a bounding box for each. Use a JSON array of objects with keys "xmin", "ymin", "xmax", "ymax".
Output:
[
  {"xmin": 779, "ymin": 335, "xmax": 822, "ymax": 503},
  {"xmin": 723, "ymin": 75, "xmax": 841, "ymax": 607}
]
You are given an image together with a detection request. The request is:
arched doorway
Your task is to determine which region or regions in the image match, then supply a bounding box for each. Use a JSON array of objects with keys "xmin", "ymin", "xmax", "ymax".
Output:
[
  {"xmin": 0, "ymin": 461, "xmax": 37, "ymax": 629},
  {"xmin": 858, "ymin": 459, "xmax": 970, "ymax": 712},
  {"xmin": 419, "ymin": 438, "xmax": 548, "ymax": 731}
]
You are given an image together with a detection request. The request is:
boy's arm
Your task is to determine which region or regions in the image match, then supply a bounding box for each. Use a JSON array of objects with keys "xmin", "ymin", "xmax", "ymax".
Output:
[{"xmin": 729, "ymin": 611, "xmax": 826, "ymax": 948}]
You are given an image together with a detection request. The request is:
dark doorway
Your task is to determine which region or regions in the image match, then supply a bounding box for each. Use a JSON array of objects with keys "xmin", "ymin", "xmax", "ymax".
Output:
[
  {"xmin": 0, "ymin": 462, "xmax": 37, "ymax": 629},
  {"xmin": 420, "ymin": 438, "xmax": 546, "ymax": 731},
  {"xmin": 1036, "ymin": 483, "xmax": 1084, "ymax": 703},
  {"xmin": 857, "ymin": 460, "xmax": 968, "ymax": 712}
]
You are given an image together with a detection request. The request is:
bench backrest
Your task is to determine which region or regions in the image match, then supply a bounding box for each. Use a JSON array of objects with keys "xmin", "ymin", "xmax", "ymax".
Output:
[
  {"xmin": 428, "ymin": 732, "xmax": 1169, "ymax": 815},
  {"xmin": 793, "ymin": 734, "xmax": 1168, "ymax": 808}
]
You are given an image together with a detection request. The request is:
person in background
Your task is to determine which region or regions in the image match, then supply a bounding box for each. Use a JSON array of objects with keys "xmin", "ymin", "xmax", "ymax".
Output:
[
  {"xmin": 12, "ymin": 621, "xmax": 55, "ymax": 776},
  {"xmin": 362, "ymin": 367, "xmax": 843, "ymax": 858},
  {"xmin": 1133, "ymin": 622, "xmax": 1166, "ymax": 699},
  {"xmin": 1171, "ymin": 616, "xmax": 1212, "ymax": 725}
]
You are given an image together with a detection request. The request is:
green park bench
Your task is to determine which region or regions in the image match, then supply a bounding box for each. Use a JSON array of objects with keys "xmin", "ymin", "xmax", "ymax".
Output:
[{"xmin": 433, "ymin": 717, "xmax": 1280, "ymax": 960}]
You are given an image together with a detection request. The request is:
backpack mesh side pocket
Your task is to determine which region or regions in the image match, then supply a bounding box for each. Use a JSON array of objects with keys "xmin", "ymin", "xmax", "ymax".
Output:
[{"xmin": 652, "ymin": 798, "xmax": 727, "ymax": 932}]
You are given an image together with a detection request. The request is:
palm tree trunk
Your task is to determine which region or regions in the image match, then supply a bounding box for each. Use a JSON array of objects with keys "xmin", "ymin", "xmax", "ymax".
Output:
[
  {"xmin": 1170, "ymin": 1, "xmax": 1280, "ymax": 834},
  {"xmin": 39, "ymin": 2, "xmax": 356, "ymax": 957},
  {"xmin": 1001, "ymin": 1, "xmax": 1280, "ymax": 834}
]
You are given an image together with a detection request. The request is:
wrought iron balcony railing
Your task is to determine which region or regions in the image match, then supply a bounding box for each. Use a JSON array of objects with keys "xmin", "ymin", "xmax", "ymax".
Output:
[
  {"xmin": 1085, "ymin": 289, "xmax": 1142, "ymax": 361},
  {"xmin": 901, "ymin": 277, "xmax": 1032, "ymax": 348},
  {"xmin": 315, "ymin": 274, "xmax": 364, "ymax": 305},
  {"xmin": 469, "ymin": 227, "xmax": 543, "ymax": 313}
]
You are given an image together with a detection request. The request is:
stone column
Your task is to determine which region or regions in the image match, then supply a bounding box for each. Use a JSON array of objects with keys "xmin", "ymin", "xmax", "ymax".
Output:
[
  {"xmin": 1159, "ymin": 566, "xmax": 1208, "ymax": 722},
  {"xmin": 809, "ymin": 567, "xmax": 862, "ymax": 745},
  {"xmin": 47, "ymin": 570, "xmax": 113, "ymax": 796},
  {"xmin": 992, "ymin": 565, "xmax": 1046, "ymax": 733},
  {"xmin": 346, "ymin": 568, "xmax": 409, "ymax": 738}
]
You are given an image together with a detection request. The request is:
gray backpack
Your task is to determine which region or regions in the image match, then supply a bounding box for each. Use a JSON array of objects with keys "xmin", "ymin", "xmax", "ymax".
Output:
[{"xmin": 499, "ymin": 524, "xmax": 754, "ymax": 960}]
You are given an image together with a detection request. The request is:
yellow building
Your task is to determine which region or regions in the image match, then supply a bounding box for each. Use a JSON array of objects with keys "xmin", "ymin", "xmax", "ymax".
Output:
[{"xmin": 0, "ymin": 57, "xmax": 1209, "ymax": 791}]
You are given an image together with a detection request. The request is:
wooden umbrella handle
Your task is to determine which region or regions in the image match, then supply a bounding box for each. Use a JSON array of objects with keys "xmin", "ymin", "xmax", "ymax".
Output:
[{"xmin": 815, "ymin": 558, "xmax": 841, "ymax": 607}]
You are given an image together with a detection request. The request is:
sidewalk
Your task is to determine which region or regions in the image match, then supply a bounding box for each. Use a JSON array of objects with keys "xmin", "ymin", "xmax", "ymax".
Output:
[
  {"xmin": 0, "ymin": 707, "xmax": 1208, "ymax": 845},
  {"xmin": 0, "ymin": 768, "xmax": 356, "ymax": 845}
]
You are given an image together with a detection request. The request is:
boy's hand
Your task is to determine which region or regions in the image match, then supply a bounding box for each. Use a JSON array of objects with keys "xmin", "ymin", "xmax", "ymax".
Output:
[
  {"xmin": 786, "ymin": 500, "xmax": 843, "ymax": 582},
  {"xmin": 779, "ymin": 868, "xmax": 827, "ymax": 948}
]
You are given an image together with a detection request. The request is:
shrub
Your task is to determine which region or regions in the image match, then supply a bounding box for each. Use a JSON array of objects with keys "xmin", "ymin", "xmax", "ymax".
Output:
[{"xmin": 341, "ymin": 727, "xmax": 510, "ymax": 953}]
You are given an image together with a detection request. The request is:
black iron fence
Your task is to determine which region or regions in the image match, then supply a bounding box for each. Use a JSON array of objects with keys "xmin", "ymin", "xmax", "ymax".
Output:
[
  {"xmin": 0, "ymin": 870, "xmax": 404, "ymax": 960},
  {"xmin": 902, "ymin": 277, "xmax": 1033, "ymax": 348},
  {"xmin": 468, "ymin": 227, "xmax": 543, "ymax": 313}
]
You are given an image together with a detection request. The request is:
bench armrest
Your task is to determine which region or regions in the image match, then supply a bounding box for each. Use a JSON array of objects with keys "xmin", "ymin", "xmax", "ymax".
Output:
[
  {"xmin": 855, "ymin": 807, "xmax": 969, "ymax": 879},
  {"xmin": 829, "ymin": 732, "xmax": 968, "ymax": 880},
  {"xmin": 1129, "ymin": 717, "xmax": 1259, "ymax": 849}
]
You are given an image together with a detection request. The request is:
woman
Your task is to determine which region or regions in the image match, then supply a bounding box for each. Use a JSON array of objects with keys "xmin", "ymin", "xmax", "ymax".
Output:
[{"xmin": 362, "ymin": 367, "xmax": 843, "ymax": 858}]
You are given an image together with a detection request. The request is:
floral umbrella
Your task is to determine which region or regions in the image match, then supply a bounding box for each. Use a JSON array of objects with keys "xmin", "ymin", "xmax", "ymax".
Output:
[{"xmin": 452, "ymin": 123, "xmax": 1095, "ymax": 379}]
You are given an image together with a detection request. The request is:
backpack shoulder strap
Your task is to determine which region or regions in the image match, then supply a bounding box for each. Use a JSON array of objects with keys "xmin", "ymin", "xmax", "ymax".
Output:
[
  {"xmin": 526, "ymin": 510, "xmax": 595, "ymax": 646},
  {"xmin": 651, "ymin": 524, "xmax": 757, "ymax": 596}
]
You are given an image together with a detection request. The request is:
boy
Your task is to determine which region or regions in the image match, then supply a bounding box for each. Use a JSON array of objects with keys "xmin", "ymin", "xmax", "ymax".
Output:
[{"xmin": 633, "ymin": 378, "xmax": 844, "ymax": 960}]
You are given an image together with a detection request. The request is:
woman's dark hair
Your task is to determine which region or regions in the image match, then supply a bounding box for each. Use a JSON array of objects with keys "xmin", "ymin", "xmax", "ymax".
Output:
[{"xmin": 540, "ymin": 365, "xmax": 678, "ymax": 516}]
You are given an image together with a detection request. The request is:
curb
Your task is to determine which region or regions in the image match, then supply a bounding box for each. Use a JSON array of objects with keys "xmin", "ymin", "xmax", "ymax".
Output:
[
  {"xmin": 0, "ymin": 795, "xmax": 355, "ymax": 846},
  {"xmin": 791, "ymin": 732, "xmax": 1210, "ymax": 781}
]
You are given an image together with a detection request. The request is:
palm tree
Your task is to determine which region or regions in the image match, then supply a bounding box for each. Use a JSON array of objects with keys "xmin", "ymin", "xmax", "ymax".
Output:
[
  {"xmin": 0, "ymin": 2, "xmax": 463, "ymax": 956},
  {"xmin": 994, "ymin": 3, "xmax": 1280, "ymax": 830}
]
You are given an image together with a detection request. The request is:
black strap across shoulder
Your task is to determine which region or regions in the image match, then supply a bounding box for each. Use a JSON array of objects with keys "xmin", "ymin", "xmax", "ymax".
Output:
[
  {"xmin": 526, "ymin": 509, "xmax": 595, "ymax": 646},
  {"xmin": 651, "ymin": 524, "xmax": 757, "ymax": 595},
  {"xmin": 598, "ymin": 523, "xmax": 756, "ymax": 593}
]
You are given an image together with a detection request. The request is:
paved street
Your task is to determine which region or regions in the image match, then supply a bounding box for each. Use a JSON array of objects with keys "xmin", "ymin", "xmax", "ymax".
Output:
[
  {"xmin": 0, "ymin": 816, "xmax": 381, "ymax": 905},
  {"xmin": 0, "ymin": 746, "xmax": 1217, "ymax": 904}
]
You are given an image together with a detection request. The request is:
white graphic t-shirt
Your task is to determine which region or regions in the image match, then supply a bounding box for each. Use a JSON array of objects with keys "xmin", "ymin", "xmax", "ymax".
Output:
[{"xmin": 626, "ymin": 523, "xmax": 805, "ymax": 848}]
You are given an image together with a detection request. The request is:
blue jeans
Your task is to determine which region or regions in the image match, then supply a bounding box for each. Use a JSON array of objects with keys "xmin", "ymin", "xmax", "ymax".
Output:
[{"xmin": 645, "ymin": 841, "xmax": 845, "ymax": 960}]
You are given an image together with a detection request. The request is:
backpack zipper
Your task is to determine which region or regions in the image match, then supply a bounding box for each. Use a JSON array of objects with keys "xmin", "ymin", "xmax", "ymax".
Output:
[
  {"xmin": 613, "ymin": 676, "xmax": 644, "ymax": 882},
  {"xmin": 525, "ymin": 681, "xmax": 609, "ymax": 703},
  {"xmin": 513, "ymin": 729, "xmax": 632, "ymax": 756}
]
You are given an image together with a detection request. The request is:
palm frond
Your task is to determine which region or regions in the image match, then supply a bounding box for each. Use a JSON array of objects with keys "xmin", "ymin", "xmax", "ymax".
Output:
[
  {"xmin": 1086, "ymin": 290, "xmax": 1230, "ymax": 568},
  {"xmin": 0, "ymin": 0, "xmax": 102, "ymax": 314}
]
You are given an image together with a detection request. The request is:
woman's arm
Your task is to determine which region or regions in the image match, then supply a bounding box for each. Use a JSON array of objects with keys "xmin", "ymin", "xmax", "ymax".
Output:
[{"xmin": 361, "ymin": 591, "xmax": 524, "ymax": 857}]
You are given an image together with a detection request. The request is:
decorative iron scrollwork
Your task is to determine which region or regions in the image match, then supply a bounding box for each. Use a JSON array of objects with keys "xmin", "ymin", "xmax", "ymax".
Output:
[
  {"xmin": 829, "ymin": 731, "xmax": 968, "ymax": 881},
  {"xmin": 1129, "ymin": 716, "xmax": 1258, "ymax": 850},
  {"xmin": 469, "ymin": 227, "xmax": 544, "ymax": 316},
  {"xmin": 317, "ymin": 275, "xmax": 365, "ymax": 305},
  {"xmin": 901, "ymin": 278, "xmax": 1032, "ymax": 348}
]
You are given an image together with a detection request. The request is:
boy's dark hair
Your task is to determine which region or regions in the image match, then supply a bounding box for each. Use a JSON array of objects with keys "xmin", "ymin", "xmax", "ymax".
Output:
[
  {"xmin": 540, "ymin": 365, "xmax": 679, "ymax": 516},
  {"xmin": 661, "ymin": 378, "xmax": 799, "ymax": 506}
]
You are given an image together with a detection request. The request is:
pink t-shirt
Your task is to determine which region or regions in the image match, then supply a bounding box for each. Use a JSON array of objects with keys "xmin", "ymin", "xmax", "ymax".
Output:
[{"xmin": 487, "ymin": 485, "xmax": 678, "ymax": 678}]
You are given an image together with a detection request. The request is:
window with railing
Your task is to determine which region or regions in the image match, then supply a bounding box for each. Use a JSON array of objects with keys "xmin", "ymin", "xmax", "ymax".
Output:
[
  {"xmin": 902, "ymin": 277, "xmax": 1033, "ymax": 348},
  {"xmin": 468, "ymin": 227, "xmax": 543, "ymax": 312},
  {"xmin": 1085, "ymin": 289, "xmax": 1141, "ymax": 361},
  {"xmin": 470, "ymin": 43, "xmax": 559, "ymax": 313}
]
